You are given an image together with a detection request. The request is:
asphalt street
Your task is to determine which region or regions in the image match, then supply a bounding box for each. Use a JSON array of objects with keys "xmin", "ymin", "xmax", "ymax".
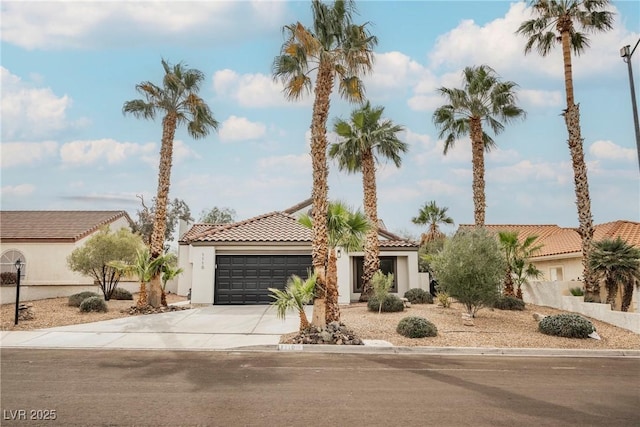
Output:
[{"xmin": 1, "ymin": 349, "xmax": 638, "ymax": 427}]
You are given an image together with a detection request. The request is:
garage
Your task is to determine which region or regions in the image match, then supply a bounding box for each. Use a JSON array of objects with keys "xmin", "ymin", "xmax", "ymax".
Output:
[{"xmin": 215, "ymin": 254, "xmax": 313, "ymax": 304}]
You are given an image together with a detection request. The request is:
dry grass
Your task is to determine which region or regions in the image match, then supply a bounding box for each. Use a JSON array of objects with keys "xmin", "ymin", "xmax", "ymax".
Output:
[
  {"xmin": 338, "ymin": 301, "xmax": 640, "ymax": 350},
  {"xmin": 1, "ymin": 292, "xmax": 188, "ymax": 331}
]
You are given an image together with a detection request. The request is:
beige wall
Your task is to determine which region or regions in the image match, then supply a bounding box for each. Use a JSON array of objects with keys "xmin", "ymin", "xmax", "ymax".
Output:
[{"xmin": 531, "ymin": 254, "xmax": 583, "ymax": 282}]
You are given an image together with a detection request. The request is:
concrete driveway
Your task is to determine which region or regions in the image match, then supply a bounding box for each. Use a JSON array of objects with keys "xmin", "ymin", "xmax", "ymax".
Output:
[{"xmin": 0, "ymin": 305, "xmax": 312, "ymax": 351}]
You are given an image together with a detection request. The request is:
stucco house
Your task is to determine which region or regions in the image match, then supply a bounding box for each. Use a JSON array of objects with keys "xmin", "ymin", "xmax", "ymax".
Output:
[
  {"xmin": 177, "ymin": 200, "xmax": 420, "ymax": 305},
  {"xmin": 0, "ymin": 210, "xmax": 134, "ymax": 303},
  {"xmin": 469, "ymin": 221, "xmax": 640, "ymax": 282}
]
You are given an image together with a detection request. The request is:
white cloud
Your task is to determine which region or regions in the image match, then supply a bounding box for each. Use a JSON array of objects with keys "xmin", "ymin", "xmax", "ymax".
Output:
[
  {"xmin": 487, "ymin": 160, "xmax": 571, "ymax": 185},
  {"xmin": 1, "ymin": 1, "xmax": 287, "ymax": 50},
  {"xmin": 173, "ymin": 140, "xmax": 201, "ymax": 163},
  {"xmin": 0, "ymin": 141, "xmax": 58, "ymax": 168},
  {"xmin": 1, "ymin": 184, "xmax": 35, "ymax": 197},
  {"xmin": 589, "ymin": 140, "xmax": 636, "ymax": 162},
  {"xmin": 60, "ymin": 139, "xmax": 155, "ymax": 166},
  {"xmin": 417, "ymin": 179, "xmax": 464, "ymax": 195},
  {"xmin": 219, "ymin": 116, "xmax": 267, "ymax": 142},
  {"xmin": 213, "ymin": 69, "xmax": 299, "ymax": 108},
  {"xmin": 1, "ymin": 67, "xmax": 73, "ymax": 139},
  {"xmin": 257, "ymin": 153, "xmax": 311, "ymax": 176},
  {"xmin": 519, "ymin": 89, "xmax": 563, "ymax": 108}
]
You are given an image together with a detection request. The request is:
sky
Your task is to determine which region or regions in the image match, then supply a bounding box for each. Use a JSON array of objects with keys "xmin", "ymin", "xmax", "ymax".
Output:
[{"xmin": 1, "ymin": 0, "xmax": 639, "ymax": 240}]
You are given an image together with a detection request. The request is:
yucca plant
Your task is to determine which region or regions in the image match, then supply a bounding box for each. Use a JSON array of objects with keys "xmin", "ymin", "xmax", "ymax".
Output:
[{"xmin": 269, "ymin": 271, "xmax": 317, "ymax": 331}]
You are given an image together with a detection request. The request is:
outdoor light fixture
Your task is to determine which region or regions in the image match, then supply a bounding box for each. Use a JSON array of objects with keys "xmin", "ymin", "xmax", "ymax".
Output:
[
  {"xmin": 14, "ymin": 259, "xmax": 23, "ymax": 325},
  {"xmin": 620, "ymin": 40, "xmax": 640, "ymax": 172},
  {"xmin": 336, "ymin": 248, "xmax": 342, "ymax": 259}
]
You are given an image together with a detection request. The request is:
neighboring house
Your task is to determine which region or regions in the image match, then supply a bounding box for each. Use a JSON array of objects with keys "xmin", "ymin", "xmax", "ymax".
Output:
[
  {"xmin": 0, "ymin": 211, "xmax": 134, "ymax": 303},
  {"xmin": 465, "ymin": 221, "xmax": 640, "ymax": 282},
  {"xmin": 177, "ymin": 200, "xmax": 419, "ymax": 305}
]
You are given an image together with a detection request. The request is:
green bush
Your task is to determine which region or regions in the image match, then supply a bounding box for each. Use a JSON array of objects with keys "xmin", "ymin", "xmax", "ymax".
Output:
[
  {"xmin": 111, "ymin": 287, "xmax": 133, "ymax": 300},
  {"xmin": 538, "ymin": 314, "xmax": 595, "ymax": 339},
  {"xmin": 79, "ymin": 296, "xmax": 108, "ymax": 313},
  {"xmin": 68, "ymin": 291, "xmax": 101, "ymax": 307},
  {"xmin": 367, "ymin": 294, "xmax": 405, "ymax": 313},
  {"xmin": 436, "ymin": 291, "xmax": 451, "ymax": 308},
  {"xmin": 494, "ymin": 296, "xmax": 525, "ymax": 311},
  {"xmin": 404, "ymin": 288, "xmax": 433, "ymax": 304},
  {"xmin": 396, "ymin": 316, "xmax": 438, "ymax": 338},
  {"xmin": 569, "ymin": 287, "xmax": 584, "ymax": 296}
]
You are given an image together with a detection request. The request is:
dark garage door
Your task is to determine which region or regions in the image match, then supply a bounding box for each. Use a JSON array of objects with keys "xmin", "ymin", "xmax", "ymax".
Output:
[{"xmin": 215, "ymin": 255, "xmax": 313, "ymax": 304}]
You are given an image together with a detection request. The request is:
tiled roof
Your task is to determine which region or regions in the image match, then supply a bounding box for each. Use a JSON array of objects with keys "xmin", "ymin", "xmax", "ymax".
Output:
[
  {"xmin": 0, "ymin": 211, "xmax": 132, "ymax": 242},
  {"xmin": 179, "ymin": 223, "xmax": 224, "ymax": 243},
  {"xmin": 187, "ymin": 212, "xmax": 312, "ymax": 243},
  {"xmin": 458, "ymin": 221, "xmax": 640, "ymax": 258}
]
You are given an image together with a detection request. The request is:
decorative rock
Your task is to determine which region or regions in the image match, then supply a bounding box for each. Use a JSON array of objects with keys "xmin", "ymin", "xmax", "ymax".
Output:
[
  {"xmin": 18, "ymin": 304, "xmax": 35, "ymax": 321},
  {"xmin": 588, "ymin": 331, "xmax": 601, "ymax": 340},
  {"xmin": 533, "ymin": 313, "xmax": 547, "ymax": 322},
  {"xmin": 125, "ymin": 305, "xmax": 190, "ymax": 315},
  {"xmin": 286, "ymin": 322, "xmax": 364, "ymax": 345}
]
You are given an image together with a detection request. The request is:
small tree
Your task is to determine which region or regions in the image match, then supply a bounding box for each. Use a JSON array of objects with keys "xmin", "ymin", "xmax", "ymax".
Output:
[
  {"xmin": 432, "ymin": 228, "xmax": 505, "ymax": 317},
  {"xmin": 132, "ymin": 195, "xmax": 194, "ymax": 246},
  {"xmin": 371, "ymin": 270, "xmax": 394, "ymax": 314},
  {"xmin": 67, "ymin": 227, "xmax": 143, "ymax": 300},
  {"xmin": 269, "ymin": 270, "xmax": 317, "ymax": 331},
  {"xmin": 199, "ymin": 207, "xmax": 236, "ymax": 224}
]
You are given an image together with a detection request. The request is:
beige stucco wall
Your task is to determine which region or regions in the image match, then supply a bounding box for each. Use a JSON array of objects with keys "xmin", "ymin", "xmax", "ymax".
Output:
[{"xmin": 531, "ymin": 254, "xmax": 583, "ymax": 282}]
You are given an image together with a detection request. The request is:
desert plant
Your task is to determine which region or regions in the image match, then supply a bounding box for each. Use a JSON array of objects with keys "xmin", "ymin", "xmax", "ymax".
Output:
[
  {"xmin": 0, "ymin": 272, "xmax": 17, "ymax": 285},
  {"xmin": 111, "ymin": 287, "xmax": 133, "ymax": 300},
  {"xmin": 68, "ymin": 291, "xmax": 101, "ymax": 307},
  {"xmin": 493, "ymin": 296, "xmax": 525, "ymax": 311},
  {"xmin": 432, "ymin": 228, "xmax": 505, "ymax": 317},
  {"xmin": 396, "ymin": 316, "xmax": 438, "ymax": 338},
  {"xmin": 569, "ymin": 287, "xmax": 584, "ymax": 297},
  {"xmin": 371, "ymin": 270, "xmax": 394, "ymax": 314},
  {"xmin": 79, "ymin": 296, "xmax": 108, "ymax": 313},
  {"xmin": 436, "ymin": 291, "xmax": 451, "ymax": 308},
  {"xmin": 269, "ymin": 270, "xmax": 317, "ymax": 331},
  {"xmin": 367, "ymin": 294, "xmax": 404, "ymax": 313},
  {"xmin": 404, "ymin": 288, "xmax": 434, "ymax": 304},
  {"xmin": 538, "ymin": 313, "xmax": 595, "ymax": 339}
]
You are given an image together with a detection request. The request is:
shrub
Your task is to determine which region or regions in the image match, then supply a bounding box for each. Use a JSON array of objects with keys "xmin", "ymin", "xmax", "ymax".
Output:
[
  {"xmin": 372, "ymin": 270, "xmax": 394, "ymax": 313},
  {"xmin": 538, "ymin": 314, "xmax": 595, "ymax": 339},
  {"xmin": 111, "ymin": 287, "xmax": 133, "ymax": 300},
  {"xmin": 68, "ymin": 291, "xmax": 101, "ymax": 307},
  {"xmin": 396, "ymin": 316, "xmax": 438, "ymax": 338},
  {"xmin": 494, "ymin": 296, "xmax": 525, "ymax": 311},
  {"xmin": 404, "ymin": 288, "xmax": 433, "ymax": 304},
  {"xmin": 436, "ymin": 291, "xmax": 451, "ymax": 308},
  {"xmin": 0, "ymin": 272, "xmax": 17, "ymax": 285},
  {"xmin": 432, "ymin": 228, "xmax": 505, "ymax": 317},
  {"xmin": 367, "ymin": 294, "xmax": 404, "ymax": 313},
  {"xmin": 569, "ymin": 287, "xmax": 584, "ymax": 297},
  {"xmin": 79, "ymin": 296, "xmax": 108, "ymax": 313}
]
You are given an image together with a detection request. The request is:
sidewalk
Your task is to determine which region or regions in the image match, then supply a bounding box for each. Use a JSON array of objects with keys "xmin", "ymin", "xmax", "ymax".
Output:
[{"xmin": 1, "ymin": 305, "xmax": 639, "ymax": 357}]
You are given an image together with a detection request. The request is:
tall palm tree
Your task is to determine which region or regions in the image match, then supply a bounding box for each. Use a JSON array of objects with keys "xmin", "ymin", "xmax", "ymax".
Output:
[
  {"xmin": 123, "ymin": 59, "xmax": 218, "ymax": 307},
  {"xmin": 299, "ymin": 201, "xmax": 370, "ymax": 324},
  {"xmin": 589, "ymin": 237, "xmax": 640, "ymax": 311},
  {"xmin": 516, "ymin": 0, "xmax": 613, "ymax": 303},
  {"xmin": 329, "ymin": 101, "xmax": 407, "ymax": 301},
  {"xmin": 433, "ymin": 65, "xmax": 526, "ymax": 227},
  {"xmin": 412, "ymin": 200, "xmax": 454, "ymax": 246},
  {"xmin": 272, "ymin": 0, "xmax": 377, "ymax": 317}
]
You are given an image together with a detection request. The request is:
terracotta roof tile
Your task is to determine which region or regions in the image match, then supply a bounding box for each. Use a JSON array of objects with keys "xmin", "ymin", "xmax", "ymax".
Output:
[
  {"xmin": 179, "ymin": 223, "xmax": 224, "ymax": 243},
  {"xmin": 0, "ymin": 211, "xmax": 132, "ymax": 242},
  {"xmin": 187, "ymin": 212, "xmax": 312, "ymax": 243}
]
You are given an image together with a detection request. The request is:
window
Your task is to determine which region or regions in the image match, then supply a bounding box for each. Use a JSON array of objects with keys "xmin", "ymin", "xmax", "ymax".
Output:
[
  {"xmin": 353, "ymin": 256, "xmax": 397, "ymax": 293},
  {"xmin": 549, "ymin": 267, "xmax": 563, "ymax": 282},
  {"xmin": 0, "ymin": 250, "xmax": 26, "ymax": 283}
]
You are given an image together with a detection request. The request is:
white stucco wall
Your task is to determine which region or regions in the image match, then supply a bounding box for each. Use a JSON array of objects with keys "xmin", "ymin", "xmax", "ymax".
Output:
[
  {"xmin": 531, "ymin": 255, "xmax": 583, "ymax": 282},
  {"xmin": 176, "ymin": 244, "xmax": 192, "ymax": 297},
  {"xmin": 189, "ymin": 246, "xmax": 216, "ymax": 305}
]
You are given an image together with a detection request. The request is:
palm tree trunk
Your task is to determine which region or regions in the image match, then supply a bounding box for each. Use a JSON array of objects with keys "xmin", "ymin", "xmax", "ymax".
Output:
[
  {"xmin": 469, "ymin": 117, "xmax": 486, "ymax": 227},
  {"xmin": 148, "ymin": 113, "xmax": 177, "ymax": 308},
  {"xmin": 503, "ymin": 268, "xmax": 515, "ymax": 297},
  {"xmin": 360, "ymin": 148, "xmax": 380, "ymax": 302},
  {"xmin": 309, "ymin": 58, "xmax": 334, "ymax": 325},
  {"xmin": 559, "ymin": 27, "xmax": 597, "ymax": 302},
  {"xmin": 299, "ymin": 309, "xmax": 311, "ymax": 331},
  {"xmin": 621, "ymin": 280, "xmax": 634, "ymax": 312},
  {"xmin": 604, "ymin": 277, "xmax": 617, "ymax": 309},
  {"xmin": 137, "ymin": 281, "xmax": 148, "ymax": 308},
  {"xmin": 325, "ymin": 248, "xmax": 340, "ymax": 324}
]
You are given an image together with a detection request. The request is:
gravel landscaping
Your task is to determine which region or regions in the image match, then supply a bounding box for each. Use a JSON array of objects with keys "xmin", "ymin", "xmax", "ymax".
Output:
[{"xmin": 2, "ymin": 295, "xmax": 639, "ymax": 350}]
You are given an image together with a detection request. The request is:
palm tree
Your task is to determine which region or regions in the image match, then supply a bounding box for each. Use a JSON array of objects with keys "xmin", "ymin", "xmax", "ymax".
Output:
[
  {"xmin": 516, "ymin": 0, "xmax": 613, "ymax": 303},
  {"xmin": 499, "ymin": 231, "xmax": 543, "ymax": 299},
  {"xmin": 412, "ymin": 201, "xmax": 454, "ymax": 246},
  {"xmin": 433, "ymin": 65, "xmax": 526, "ymax": 227},
  {"xmin": 272, "ymin": 0, "xmax": 377, "ymax": 318},
  {"xmin": 299, "ymin": 201, "xmax": 370, "ymax": 324},
  {"xmin": 123, "ymin": 59, "xmax": 219, "ymax": 307},
  {"xmin": 160, "ymin": 260, "xmax": 184, "ymax": 307},
  {"xmin": 589, "ymin": 237, "xmax": 640, "ymax": 311},
  {"xmin": 329, "ymin": 101, "xmax": 407, "ymax": 301},
  {"xmin": 108, "ymin": 248, "xmax": 168, "ymax": 308},
  {"xmin": 269, "ymin": 271, "xmax": 317, "ymax": 331}
]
